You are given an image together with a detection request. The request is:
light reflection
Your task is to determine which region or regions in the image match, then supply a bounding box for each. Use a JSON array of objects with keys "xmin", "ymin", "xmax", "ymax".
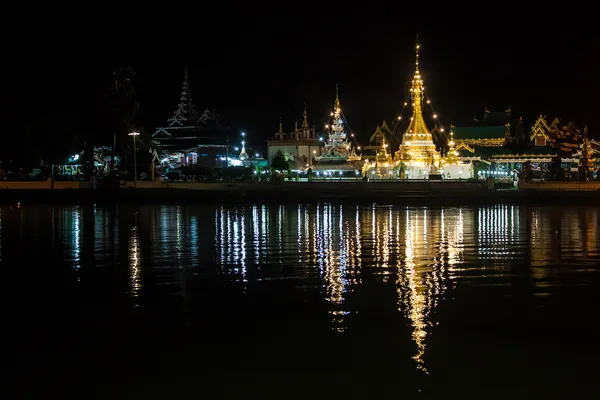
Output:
[
  {"xmin": 316, "ymin": 204, "xmax": 350, "ymax": 331},
  {"xmin": 57, "ymin": 207, "xmax": 82, "ymax": 269},
  {"xmin": 477, "ymin": 205, "xmax": 520, "ymax": 262},
  {"xmin": 252, "ymin": 205, "xmax": 260, "ymax": 265},
  {"xmin": 216, "ymin": 207, "xmax": 249, "ymax": 282},
  {"xmin": 210, "ymin": 204, "xmax": 476, "ymax": 369},
  {"xmin": 190, "ymin": 216, "xmax": 198, "ymax": 266},
  {"xmin": 129, "ymin": 224, "xmax": 142, "ymax": 302},
  {"xmin": 395, "ymin": 207, "xmax": 469, "ymax": 374}
]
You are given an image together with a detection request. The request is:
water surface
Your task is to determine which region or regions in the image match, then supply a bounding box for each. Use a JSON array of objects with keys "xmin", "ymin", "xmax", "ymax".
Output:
[{"xmin": 7, "ymin": 204, "xmax": 600, "ymax": 399}]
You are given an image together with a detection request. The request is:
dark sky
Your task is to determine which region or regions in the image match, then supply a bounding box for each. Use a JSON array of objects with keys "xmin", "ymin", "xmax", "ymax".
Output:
[{"xmin": 2, "ymin": 9, "xmax": 599, "ymax": 157}]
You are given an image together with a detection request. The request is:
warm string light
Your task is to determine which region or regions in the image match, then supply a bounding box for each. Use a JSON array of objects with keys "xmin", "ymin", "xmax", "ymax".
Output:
[
  {"xmin": 423, "ymin": 90, "xmax": 451, "ymax": 140},
  {"xmin": 339, "ymin": 109, "xmax": 362, "ymax": 151},
  {"xmin": 391, "ymin": 92, "xmax": 413, "ymax": 136}
]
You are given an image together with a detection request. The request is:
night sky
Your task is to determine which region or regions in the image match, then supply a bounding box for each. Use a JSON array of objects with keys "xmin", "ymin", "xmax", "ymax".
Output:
[{"xmin": 2, "ymin": 11, "xmax": 598, "ymax": 161}]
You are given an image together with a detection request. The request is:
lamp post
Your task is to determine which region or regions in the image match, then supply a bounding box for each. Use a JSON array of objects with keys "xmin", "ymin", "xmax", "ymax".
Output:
[{"xmin": 129, "ymin": 132, "xmax": 140, "ymax": 188}]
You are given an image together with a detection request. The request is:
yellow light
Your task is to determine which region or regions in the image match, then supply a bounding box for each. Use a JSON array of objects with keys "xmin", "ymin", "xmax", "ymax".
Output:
[
  {"xmin": 433, "ymin": 114, "xmax": 438, "ymax": 118},
  {"xmin": 398, "ymin": 116, "xmax": 402, "ymax": 120},
  {"xmin": 404, "ymin": 102, "xmax": 408, "ymax": 106},
  {"xmin": 330, "ymin": 112, "xmax": 333, "ymax": 116},
  {"xmin": 325, "ymin": 124, "xmax": 329, "ymax": 128},
  {"xmin": 440, "ymin": 128, "xmax": 444, "ymax": 132},
  {"xmin": 427, "ymin": 100, "xmax": 430, "ymax": 104}
]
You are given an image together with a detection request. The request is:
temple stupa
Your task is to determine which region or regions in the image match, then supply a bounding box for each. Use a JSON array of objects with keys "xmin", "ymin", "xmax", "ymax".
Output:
[{"xmin": 394, "ymin": 40, "xmax": 441, "ymax": 179}]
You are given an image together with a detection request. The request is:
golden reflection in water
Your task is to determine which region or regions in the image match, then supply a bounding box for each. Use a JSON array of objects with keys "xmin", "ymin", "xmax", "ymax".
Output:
[
  {"xmin": 354, "ymin": 206, "xmax": 362, "ymax": 273},
  {"xmin": 395, "ymin": 207, "xmax": 469, "ymax": 374},
  {"xmin": 314, "ymin": 204, "xmax": 350, "ymax": 331},
  {"xmin": 129, "ymin": 224, "xmax": 142, "ymax": 302},
  {"xmin": 531, "ymin": 208, "xmax": 552, "ymax": 268},
  {"xmin": 297, "ymin": 205, "xmax": 303, "ymax": 262}
]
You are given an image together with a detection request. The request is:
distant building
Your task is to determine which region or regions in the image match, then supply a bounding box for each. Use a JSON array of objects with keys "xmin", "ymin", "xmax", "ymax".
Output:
[
  {"xmin": 152, "ymin": 67, "xmax": 230, "ymax": 169},
  {"xmin": 267, "ymin": 106, "xmax": 322, "ymax": 168}
]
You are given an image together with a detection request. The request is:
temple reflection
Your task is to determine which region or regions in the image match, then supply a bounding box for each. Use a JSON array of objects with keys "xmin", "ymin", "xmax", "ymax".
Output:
[{"xmin": 394, "ymin": 207, "xmax": 471, "ymax": 373}]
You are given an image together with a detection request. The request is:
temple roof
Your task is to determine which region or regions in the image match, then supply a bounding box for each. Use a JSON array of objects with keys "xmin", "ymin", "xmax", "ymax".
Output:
[
  {"xmin": 403, "ymin": 39, "xmax": 431, "ymax": 137},
  {"xmin": 311, "ymin": 160, "xmax": 363, "ymax": 171},
  {"xmin": 457, "ymin": 145, "xmax": 512, "ymax": 158},
  {"xmin": 453, "ymin": 126, "xmax": 506, "ymax": 140}
]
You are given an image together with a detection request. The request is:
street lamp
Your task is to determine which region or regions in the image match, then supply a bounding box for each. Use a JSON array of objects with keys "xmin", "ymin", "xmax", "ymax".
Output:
[{"xmin": 129, "ymin": 132, "xmax": 140, "ymax": 188}]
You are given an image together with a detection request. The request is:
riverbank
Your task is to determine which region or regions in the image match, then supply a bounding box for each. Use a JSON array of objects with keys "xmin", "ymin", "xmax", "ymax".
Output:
[{"xmin": 1, "ymin": 181, "xmax": 600, "ymax": 205}]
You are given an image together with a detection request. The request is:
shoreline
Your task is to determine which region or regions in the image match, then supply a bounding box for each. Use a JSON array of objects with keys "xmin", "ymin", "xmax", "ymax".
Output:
[{"xmin": 1, "ymin": 181, "xmax": 600, "ymax": 206}]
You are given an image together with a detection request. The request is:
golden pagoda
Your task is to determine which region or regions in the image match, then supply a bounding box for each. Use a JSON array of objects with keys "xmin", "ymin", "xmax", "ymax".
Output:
[{"xmin": 394, "ymin": 39, "xmax": 441, "ymax": 178}]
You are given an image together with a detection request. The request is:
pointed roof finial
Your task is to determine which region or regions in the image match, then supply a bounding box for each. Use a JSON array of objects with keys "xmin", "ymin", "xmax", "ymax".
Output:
[
  {"xmin": 167, "ymin": 65, "xmax": 199, "ymax": 127},
  {"xmin": 415, "ymin": 34, "xmax": 420, "ymax": 73},
  {"xmin": 302, "ymin": 102, "xmax": 309, "ymax": 129},
  {"xmin": 334, "ymin": 84, "xmax": 341, "ymax": 113}
]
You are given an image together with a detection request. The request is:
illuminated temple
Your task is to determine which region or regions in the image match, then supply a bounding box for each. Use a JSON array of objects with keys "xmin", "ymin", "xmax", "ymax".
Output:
[
  {"xmin": 394, "ymin": 41, "xmax": 441, "ymax": 178},
  {"xmin": 361, "ymin": 40, "xmax": 473, "ymax": 180}
]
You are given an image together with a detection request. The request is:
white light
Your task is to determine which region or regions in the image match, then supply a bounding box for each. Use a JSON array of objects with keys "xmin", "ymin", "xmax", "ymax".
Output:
[
  {"xmin": 241, "ymin": 132, "xmax": 245, "ymax": 136},
  {"xmin": 128, "ymin": 132, "xmax": 140, "ymax": 136}
]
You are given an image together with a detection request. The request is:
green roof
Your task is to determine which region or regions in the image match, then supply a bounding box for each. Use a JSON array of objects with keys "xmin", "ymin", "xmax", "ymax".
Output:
[
  {"xmin": 519, "ymin": 146, "xmax": 556, "ymax": 155},
  {"xmin": 458, "ymin": 145, "xmax": 512, "ymax": 158},
  {"xmin": 490, "ymin": 145, "xmax": 557, "ymax": 159},
  {"xmin": 453, "ymin": 126, "xmax": 506, "ymax": 140}
]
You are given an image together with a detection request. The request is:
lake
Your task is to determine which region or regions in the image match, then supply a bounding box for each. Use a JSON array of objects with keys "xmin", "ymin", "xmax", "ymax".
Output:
[{"xmin": 7, "ymin": 203, "xmax": 600, "ymax": 399}]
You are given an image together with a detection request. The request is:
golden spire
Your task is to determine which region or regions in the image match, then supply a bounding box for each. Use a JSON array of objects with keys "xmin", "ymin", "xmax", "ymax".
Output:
[
  {"xmin": 279, "ymin": 117, "xmax": 283, "ymax": 134},
  {"xmin": 334, "ymin": 84, "xmax": 340, "ymax": 112},
  {"xmin": 294, "ymin": 118, "xmax": 298, "ymax": 132},
  {"xmin": 405, "ymin": 36, "xmax": 430, "ymax": 136}
]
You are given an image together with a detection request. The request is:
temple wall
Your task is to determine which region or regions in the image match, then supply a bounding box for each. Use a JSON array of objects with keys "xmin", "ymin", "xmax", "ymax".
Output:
[
  {"xmin": 0, "ymin": 180, "xmax": 52, "ymax": 189},
  {"xmin": 267, "ymin": 143, "xmax": 322, "ymax": 165}
]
